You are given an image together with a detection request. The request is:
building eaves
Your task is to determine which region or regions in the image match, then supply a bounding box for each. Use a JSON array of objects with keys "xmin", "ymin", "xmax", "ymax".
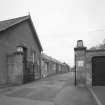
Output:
[{"xmin": 0, "ymin": 15, "xmax": 43, "ymax": 51}]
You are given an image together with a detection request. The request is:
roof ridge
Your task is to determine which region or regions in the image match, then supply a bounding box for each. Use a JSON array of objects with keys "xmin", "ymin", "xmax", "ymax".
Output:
[
  {"xmin": 0, "ymin": 15, "xmax": 43, "ymax": 51},
  {"xmin": 0, "ymin": 15, "xmax": 30, "ymax": 32},
  {"xmin": 0, "ymin": 15, "xmax": 30, "ymax": 23}
]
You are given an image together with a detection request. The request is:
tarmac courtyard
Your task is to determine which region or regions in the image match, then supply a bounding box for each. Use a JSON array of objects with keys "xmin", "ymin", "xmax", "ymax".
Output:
[{"xmin": 0, "ymin": 72, "xmax": 97, "ymax": 105}]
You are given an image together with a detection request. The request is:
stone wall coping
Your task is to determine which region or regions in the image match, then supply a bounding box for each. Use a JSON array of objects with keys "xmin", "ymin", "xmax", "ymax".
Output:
[{"xmin": 86, "ymin": 49, "xmax": 105, "ymax": 52}]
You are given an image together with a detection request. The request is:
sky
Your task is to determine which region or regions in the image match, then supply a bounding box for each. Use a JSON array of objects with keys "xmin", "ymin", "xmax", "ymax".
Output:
[{"xmin": 0, "ymin": 0, "xmax": 105, "ymax": 66}]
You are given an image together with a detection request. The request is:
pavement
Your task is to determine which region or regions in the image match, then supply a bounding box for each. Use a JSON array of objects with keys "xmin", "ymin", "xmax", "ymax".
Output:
[
  {"xmin": 54, "ymin": 86, "xmax": 96, "ymax": 105},
  {"xmin": 89, "ymin": 86, "xmax": 105, "ymax": 105},
  {"xmin": 0, "ymin": 72, "xmax": 97, "ymax": 105}
]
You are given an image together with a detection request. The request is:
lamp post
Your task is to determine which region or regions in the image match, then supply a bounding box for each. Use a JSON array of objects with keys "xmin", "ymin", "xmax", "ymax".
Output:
[
  {"xmin": 75, "ymin": 53, "xmax": 77, "ymax": 87},
  {"xmin": 16, "ymin": 44, "xmax": 24, "ymax": 53}
]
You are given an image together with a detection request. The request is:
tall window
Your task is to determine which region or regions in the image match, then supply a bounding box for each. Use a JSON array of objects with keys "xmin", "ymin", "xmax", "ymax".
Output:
[{"xmin": 30, "ymin": 49, "xmax": 36, "ymax": 63}]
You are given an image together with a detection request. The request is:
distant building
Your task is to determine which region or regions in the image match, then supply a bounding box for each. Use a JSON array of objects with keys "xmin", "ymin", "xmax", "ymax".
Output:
[
  {"xmin": 41, "ymin": 53, "xmax": 70, "ymax": 78},
  {"xmin": 0, "ymin": 15, "xmax": 43, "ymax": 86},
  {"xmin": 74, "ymin": 40, "xmax": 105, "ymax": 86}
]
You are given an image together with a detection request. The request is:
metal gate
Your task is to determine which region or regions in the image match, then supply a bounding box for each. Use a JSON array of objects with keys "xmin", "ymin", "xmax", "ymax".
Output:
[
  {"xmin": 23, "ymin": 61, "xmax": 34, "ymax": 83},
  {"xmin": 92, "ymin": 56, "xmax": 105, "ymax": 86}
]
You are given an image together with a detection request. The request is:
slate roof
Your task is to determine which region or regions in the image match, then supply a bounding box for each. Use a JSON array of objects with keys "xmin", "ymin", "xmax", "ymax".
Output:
[
  {"xmin": 0, "ymin": 15, "xmax": 43, "ymax": 51},
  {"xmin": 42, "ymin": 53, "xmax": 63, "ymax": 64}
]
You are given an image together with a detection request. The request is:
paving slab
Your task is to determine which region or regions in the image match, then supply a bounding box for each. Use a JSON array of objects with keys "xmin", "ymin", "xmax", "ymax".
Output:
[{"xmin": 54, "ymin": 86, "xmax": 96, "ymax": 105}]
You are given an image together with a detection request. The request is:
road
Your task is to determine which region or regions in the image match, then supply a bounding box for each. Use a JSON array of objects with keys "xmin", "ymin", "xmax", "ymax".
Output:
[{"xmin": 0, "ymin": 72, "xmax": 96, "ymax": 105}]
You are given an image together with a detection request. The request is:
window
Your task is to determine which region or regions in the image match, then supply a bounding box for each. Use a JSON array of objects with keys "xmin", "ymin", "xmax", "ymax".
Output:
[
  {"xmin": 77, "ymin": 60, "xmax": 84, "ymax": 67},
  {"xmin": 30, "ymin": 49, "xmax": 36, "ymax": 63}
]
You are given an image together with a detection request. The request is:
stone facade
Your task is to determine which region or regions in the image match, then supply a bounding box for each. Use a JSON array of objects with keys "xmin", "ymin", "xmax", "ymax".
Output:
[
  {"xmin": 0, "ymin": 15, "xmax": 42, "ymax": 85},
  {"xmin": 7, "ymin": 52, "xmax": 24, "ymax": 85}
]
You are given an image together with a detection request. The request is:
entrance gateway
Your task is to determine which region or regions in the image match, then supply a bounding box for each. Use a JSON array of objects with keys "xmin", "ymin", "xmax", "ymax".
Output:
[
  {"xmin": 92, "ymin": 56, "xmax": 105, "ymax": 86},
  {"xmin": 74, "ymin": 40, "xmax": 105, "ymax": 86}
]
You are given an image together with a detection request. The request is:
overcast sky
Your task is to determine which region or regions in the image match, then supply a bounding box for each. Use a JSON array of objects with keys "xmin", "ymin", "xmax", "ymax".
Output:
[{"xmin": 0, "ymin": 0, "xmax": 105, "ymax": 66}]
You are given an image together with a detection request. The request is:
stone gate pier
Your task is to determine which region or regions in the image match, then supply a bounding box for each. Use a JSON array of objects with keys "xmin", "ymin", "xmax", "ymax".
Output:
[{"xmin": 74, "ymin": 40, "xmax": 105, "ymax": 87}]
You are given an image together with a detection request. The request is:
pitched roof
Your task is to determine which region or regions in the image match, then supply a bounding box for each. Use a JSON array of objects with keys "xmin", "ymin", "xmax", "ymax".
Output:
[
  {"xmin": 42, "ymin": 53, "xmax": 63, "ymax": 64},
  {"xmin": 0, "ymin": 15, "xmax": 43, "ymax": 51}
]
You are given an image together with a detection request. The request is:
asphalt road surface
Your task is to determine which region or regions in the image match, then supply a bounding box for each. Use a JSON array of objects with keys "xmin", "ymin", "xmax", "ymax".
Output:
[{"xmin": 0, "ymin": 72, "xmax": 96, "ymax": 105}]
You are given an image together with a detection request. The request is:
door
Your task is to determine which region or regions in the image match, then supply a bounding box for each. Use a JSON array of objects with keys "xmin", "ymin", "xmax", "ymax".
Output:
[
  {"xmin": 23, "ymin": 47, "xmax": 28, "ymax": 83},
  {"xmin": 92, "ymin": 56, "xmax": 105, "ymax": 86}
]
